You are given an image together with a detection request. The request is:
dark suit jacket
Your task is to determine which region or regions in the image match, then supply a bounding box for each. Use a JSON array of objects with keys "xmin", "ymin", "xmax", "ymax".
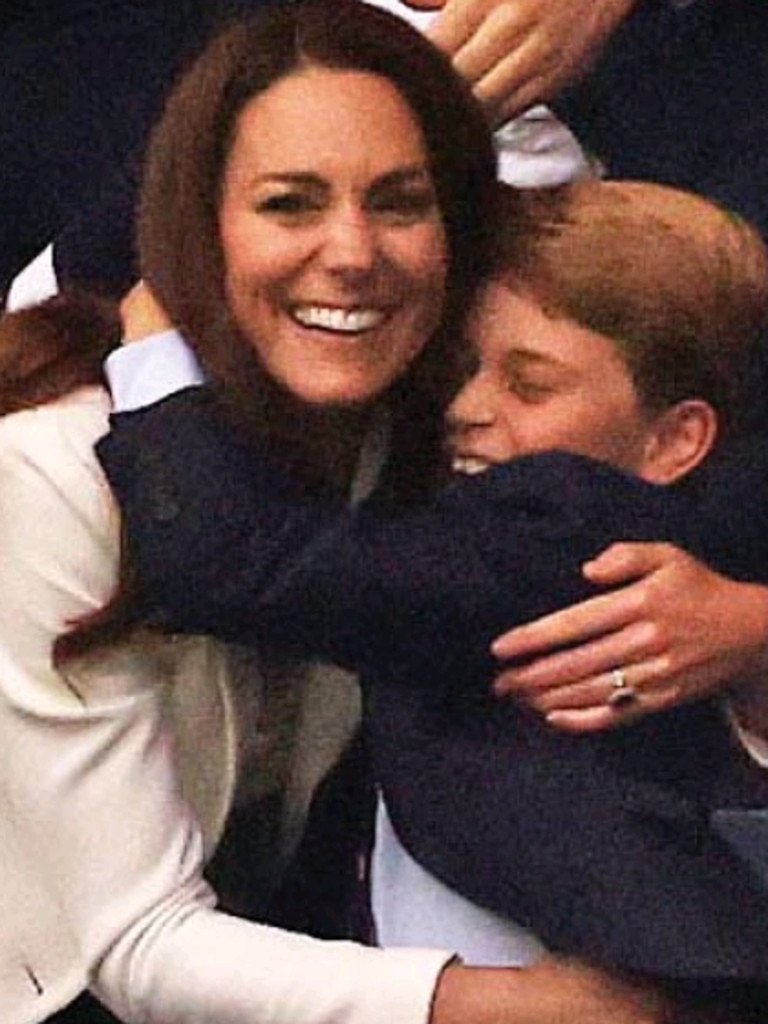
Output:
[
  {"xmin": 556, "ymin": 0, "xmax": 768, "ymax": 435},
  {"xmin": 97, "ymin": 388, "xmax": 768, "ymax": 993},
  {"xmin": 558, "ymin": 0, "xmax": 768, "ymax": 240},
  {"xmin": 0, "ymin": 0, "xmax": 281, "ymax": 299}
]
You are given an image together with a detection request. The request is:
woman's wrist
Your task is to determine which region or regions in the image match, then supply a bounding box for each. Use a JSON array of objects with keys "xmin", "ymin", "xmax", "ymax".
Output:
[
  {"xmin": 429, "ymin": 957, "xmax": 670, "ymax": 1024},
  {"xmin": 429, "ymin": 963, "xmax": 526, "ymax": 1024}
]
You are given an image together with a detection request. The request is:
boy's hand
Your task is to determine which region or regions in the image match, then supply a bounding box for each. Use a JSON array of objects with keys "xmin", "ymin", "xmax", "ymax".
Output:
[{"xmin": 120, "ymin": 281, "xmax": 173, "ymax": 342}]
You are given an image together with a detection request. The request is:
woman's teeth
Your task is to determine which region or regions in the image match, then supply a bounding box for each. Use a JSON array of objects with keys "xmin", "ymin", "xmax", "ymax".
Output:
[{"xmin": 292, "ymin": 305, "xmax": 385, "ymax": 333}]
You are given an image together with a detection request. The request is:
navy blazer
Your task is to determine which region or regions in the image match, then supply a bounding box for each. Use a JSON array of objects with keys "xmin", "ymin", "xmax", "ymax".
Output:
[
  {"xmin": 558, "ymin": 0, "xmax": 768, "ymax": 241},
  {"xmin": 556, "ymin": 0, "xmax": 768, "ymax": 435},
  {"xmin": 98, "ymin": 388, "xmax": 768, "ymax": 994},
  {"xmin": 0, "ymin": 0, "xmax": 282, "ymax": 298}
]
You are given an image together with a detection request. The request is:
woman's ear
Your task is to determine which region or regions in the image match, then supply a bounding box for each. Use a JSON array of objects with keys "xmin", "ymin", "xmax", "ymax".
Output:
[{"xmin": 638, "ymin": 399, "xmax": 719, "ymax": 484}]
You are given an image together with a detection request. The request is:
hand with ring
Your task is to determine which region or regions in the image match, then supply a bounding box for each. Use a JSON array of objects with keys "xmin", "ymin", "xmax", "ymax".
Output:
[{"xmin": 491, "ymin": 542, "xmax": 768, "ymax": 733}]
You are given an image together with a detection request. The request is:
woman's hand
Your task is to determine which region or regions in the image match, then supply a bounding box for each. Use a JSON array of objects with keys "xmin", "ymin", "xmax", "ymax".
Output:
[
  {"xmin": 120, "ymin": 280, "xmax": 173, "ymax": 342},
  {"xmin": 431, "ymin": 957, "xmax": 669, "ymax": 1024},
  {"xmin": 491, "ymin": 542, "xmax": 768, "ymax": 733}
]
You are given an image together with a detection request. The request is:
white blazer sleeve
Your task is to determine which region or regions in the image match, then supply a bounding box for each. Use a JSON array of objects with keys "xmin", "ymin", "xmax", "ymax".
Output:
[{"xmin": 0, "ymin": 389, "xmax": 450, "ymax": 1024}]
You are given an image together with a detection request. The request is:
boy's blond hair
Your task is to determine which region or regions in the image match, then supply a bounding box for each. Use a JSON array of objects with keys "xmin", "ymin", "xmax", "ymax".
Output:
[{"xmin": 494, "ymin": 180, "xmax": 768, "ymax": 437}]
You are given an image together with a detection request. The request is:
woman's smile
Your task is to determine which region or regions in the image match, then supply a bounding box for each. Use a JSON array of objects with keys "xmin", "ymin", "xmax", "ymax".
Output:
[{"xmin": 290, "ymin": 304, "xmax": 388, "ymax": 335}]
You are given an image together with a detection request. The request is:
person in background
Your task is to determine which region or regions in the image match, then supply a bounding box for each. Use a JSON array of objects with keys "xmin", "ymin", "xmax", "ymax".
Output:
[
  {"xmin": 361, "ymin": 0, "xmax": 593, "ymax": 188},
  {"xmin": 0, "ymin": 0, "xmax": 274, "ymax": 300},
  {"xmin": 4, "ymin": 0, "xmax": 632, "ymax": 307},
  {"xmin": 0, "ymin": 3, "xmax": 665, "ymax": 1023}
]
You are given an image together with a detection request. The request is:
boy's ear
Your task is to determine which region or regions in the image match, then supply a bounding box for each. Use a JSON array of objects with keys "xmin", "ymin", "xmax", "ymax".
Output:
[{"xmin": 639, "ymin": 399, "xmax": 719, "ymax": 484}]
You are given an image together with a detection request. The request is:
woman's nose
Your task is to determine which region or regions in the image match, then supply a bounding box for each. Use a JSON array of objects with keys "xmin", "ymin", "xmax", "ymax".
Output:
[{"xmin": 320, "ymin": 204, "xmax": 378, "ymax": 274}]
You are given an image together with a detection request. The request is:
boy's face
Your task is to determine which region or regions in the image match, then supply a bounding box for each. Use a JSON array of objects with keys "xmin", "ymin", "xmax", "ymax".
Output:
[{"xmin": 447, "ymin": 281, "xmax": 659, "ymax": 478}]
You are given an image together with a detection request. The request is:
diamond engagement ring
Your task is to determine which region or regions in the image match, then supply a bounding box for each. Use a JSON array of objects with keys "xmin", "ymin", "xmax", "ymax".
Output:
[{"xmin": 607, "ymin": 667, "xmax": 637, "ymax": 708}]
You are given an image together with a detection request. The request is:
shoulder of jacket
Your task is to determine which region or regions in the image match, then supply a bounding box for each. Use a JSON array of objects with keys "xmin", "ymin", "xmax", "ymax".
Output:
[{"xmin": 0, "ymin": 385, "xmax": 112, "ymax": 480}]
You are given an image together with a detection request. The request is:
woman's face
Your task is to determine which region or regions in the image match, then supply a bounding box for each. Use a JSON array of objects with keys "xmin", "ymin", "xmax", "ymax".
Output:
[{"xmin": 218, "ymin": 66, "xmax": 449, "ymax": 407}]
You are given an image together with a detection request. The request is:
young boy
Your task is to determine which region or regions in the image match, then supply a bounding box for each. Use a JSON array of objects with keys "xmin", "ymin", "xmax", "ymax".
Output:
[{"xmin": 99, "ymin": 181, "xmax": 768, "ymax": 1011}]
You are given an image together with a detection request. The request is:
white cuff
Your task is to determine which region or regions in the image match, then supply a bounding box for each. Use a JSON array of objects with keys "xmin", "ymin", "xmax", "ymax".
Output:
[
  {"xmin": 5, "ymin": 244, "xmax": 58, "ymax": 311},
  {"xmin": 726, "ymin": 701, "xmax": 768, "ymax": 768},
  {"xmin": 104, "ymin": 330, "xmax": 206, "ymax": 412}
]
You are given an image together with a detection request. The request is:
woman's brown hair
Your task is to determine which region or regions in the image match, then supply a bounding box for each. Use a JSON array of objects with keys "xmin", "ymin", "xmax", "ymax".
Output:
[
  {"xmin": 138, "ymin": 0, "xmax": 499, "ymax": 491},
  {"xmin": 3, "ymin": 0, "xmax": 500, "ymax": 662},
  {"xmin": 0, "ymin": 292, "xmax": 119, "ymax": 416}
]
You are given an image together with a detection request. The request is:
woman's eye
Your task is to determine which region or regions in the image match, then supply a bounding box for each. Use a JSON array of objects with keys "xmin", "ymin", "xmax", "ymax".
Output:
[
  {"xmin": 370, "ymin": 189, "xmax": 437, "ymax": 222},
  {"xmin": 256, "ymin": 193, "xmax": 319, "ymax": 216}
]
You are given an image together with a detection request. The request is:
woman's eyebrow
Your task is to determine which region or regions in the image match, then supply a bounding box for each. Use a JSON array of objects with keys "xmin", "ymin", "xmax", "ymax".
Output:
[
  {"xmin": 246, "ymin": 171, "xmax": 325, "ymax": 189},
  {"xmin": 371, "ymin": 165, "xmax": 434, "ymax": 188}
]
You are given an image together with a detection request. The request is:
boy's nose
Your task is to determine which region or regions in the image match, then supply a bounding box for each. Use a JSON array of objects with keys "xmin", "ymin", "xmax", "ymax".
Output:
[{"xmin": 446, "ymin": 371, "xmax": 497, "ymax": 431}]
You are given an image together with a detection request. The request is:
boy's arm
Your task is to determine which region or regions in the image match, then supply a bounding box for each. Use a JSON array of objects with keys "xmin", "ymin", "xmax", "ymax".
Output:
[
  {"xmin": 97, "ymin": 298, "xmax": 655, "ymax": 673},
  {"xmin": 97, "ymin": 386, "xmax": 668, "ymax": 683},
  {"xmin": 97, "ymin": 386, "xmax": 345, "ymax": 645}
]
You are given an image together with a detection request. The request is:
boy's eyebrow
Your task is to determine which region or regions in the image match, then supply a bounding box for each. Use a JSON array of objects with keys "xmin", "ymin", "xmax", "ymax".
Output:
[{"xmin": 500, "ymin": 348, "xmax": 566, "ymax": 373}]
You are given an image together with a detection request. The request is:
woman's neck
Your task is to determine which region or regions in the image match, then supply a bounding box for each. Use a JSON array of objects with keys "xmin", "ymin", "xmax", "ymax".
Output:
[
  {"xmin": 298, "ymin": 404, "xmax": 375, "ymax": 494},
  {"xmin": 253, "ymin": 384, "xmax": 378, "ymax": 495}
]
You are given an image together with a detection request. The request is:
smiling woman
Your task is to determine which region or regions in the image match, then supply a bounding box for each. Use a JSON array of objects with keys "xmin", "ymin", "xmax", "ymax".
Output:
[
  {"xmin": 217, "ymin": 65, "xmax": 448, "ymax": 407},
  {"xmin": 134, "ymin": 0, "xmax": 497, "ymax": 494}
]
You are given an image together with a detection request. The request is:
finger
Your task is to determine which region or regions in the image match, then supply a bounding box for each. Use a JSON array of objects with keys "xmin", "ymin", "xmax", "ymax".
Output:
[
  {"xmin": 445, "ymin": 6, "xmax": 531, "ymax": 91},
  {"xmin": 491, "ymin": 70, "xmax": 561, "ymax": 124},
  {"xmin": 491, "ymin": 586, "xmax": 644, "ymax": 661},
  {"xmin": 545, "ymin": 702, "xmax": 648, "ymax": 734},
  {"xmin": 518, "ymin": 674, "xmax": 632, "ymax": 713},
  {"xmin": 426, "ymin": 0, "xmax": 490, "ymax": 57},
  {"xmin": 583, "ymin": 541, "xmax": 682, "ymax": 587},
  {"xmin": 536, "ymin": 655, "xmax": 688, "ymax": 712},
  {"xmin": 545, "ymin": 671, "xmax": 676, "ymax": 733},
  {"xmin": 522, "ymin": 656, "xmax": 678, "ymax": 712},
  {"xmin": 470, "ymin": 39, "xmax": 557, "ymax": 116},
  {"xmin": 493, "ymin": 620, "xmax": 660, "ymax": 695}
]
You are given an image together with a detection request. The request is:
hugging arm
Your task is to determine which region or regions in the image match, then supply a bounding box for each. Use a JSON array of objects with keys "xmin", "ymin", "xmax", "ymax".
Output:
[
  {"xmin": 98, "ymin": 385, "xmax": 768, "ymax": 701},
  {"xmin": 98, "ymin": 388, "xmax": 768, "ymax": 1000},
  {"xmin": 493, "ymin": 440, "xmax": 768, "ymax": 736},
  {"xmin": 97, "ymin": 387, "xmax": 663, "ymax": 682}
]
